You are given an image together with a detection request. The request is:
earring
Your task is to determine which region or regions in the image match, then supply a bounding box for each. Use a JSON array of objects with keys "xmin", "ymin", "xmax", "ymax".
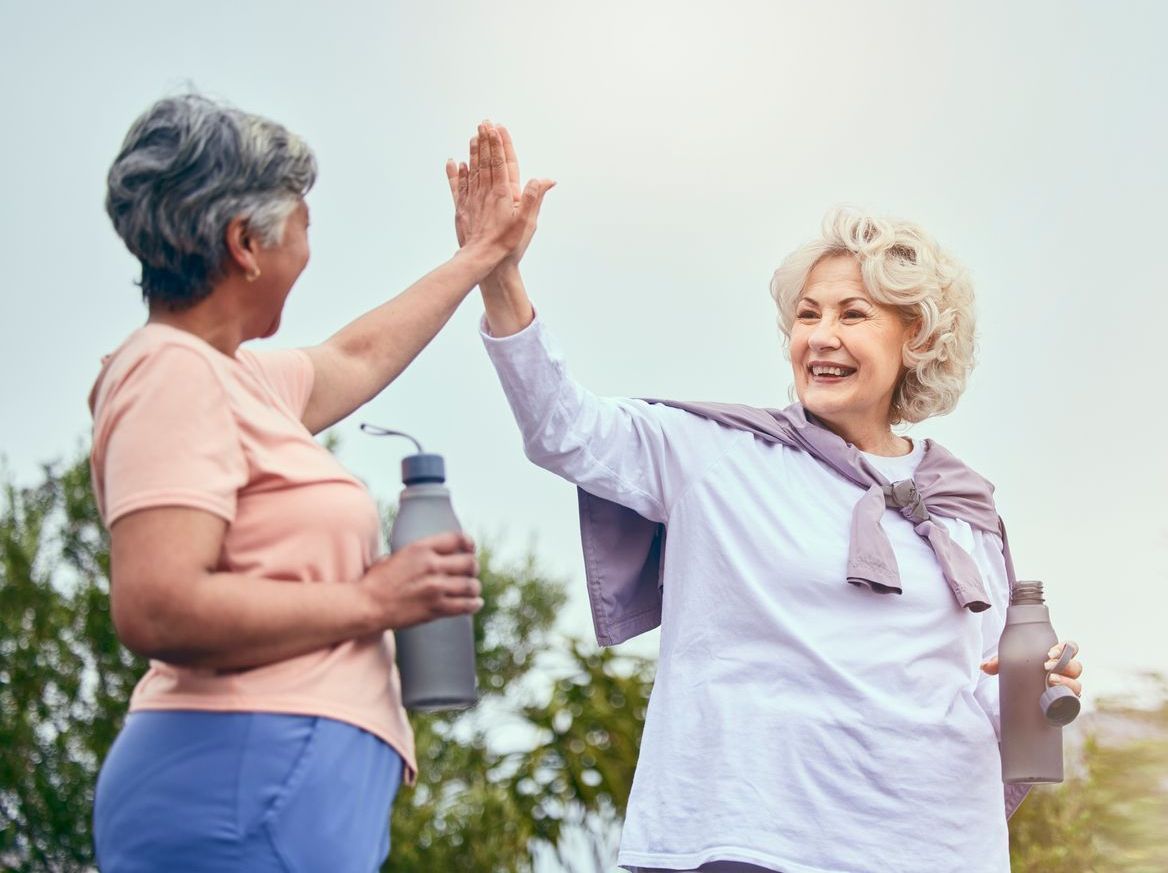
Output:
[{"xmin": 246, "ymin": 269, "xmax": 261, "ymax": 282}]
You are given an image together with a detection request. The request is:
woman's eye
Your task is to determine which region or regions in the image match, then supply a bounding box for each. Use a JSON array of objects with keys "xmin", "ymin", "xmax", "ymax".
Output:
[
  {"xmin": 797, "ymin": 310, "xmax": 817, "ymax": 319},
  {"xmin": 843, "ymin": 310, "xmax": 868, "ymax": 320}
]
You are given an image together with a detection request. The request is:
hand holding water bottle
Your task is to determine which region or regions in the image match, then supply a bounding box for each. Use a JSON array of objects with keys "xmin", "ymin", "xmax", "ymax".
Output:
[{"xmin": 358, "ymin": 532, "xmax": 482, "ymax": 631}]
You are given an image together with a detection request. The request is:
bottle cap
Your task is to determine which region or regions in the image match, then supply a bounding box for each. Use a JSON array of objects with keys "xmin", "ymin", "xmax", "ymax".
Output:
[
  {"xmin": 402, "ymin": 453, "xmax": 445, "ymax": 484},
  {"xmin": 1041, "ymin": 685, "xmax": 1081, "ymax": 726}
]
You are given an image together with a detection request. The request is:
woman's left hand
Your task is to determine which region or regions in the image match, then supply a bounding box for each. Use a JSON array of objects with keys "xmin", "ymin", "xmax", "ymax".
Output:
[{"xmin": 980, "ymin": 640, "xmax": 1084, "ymax": 697}]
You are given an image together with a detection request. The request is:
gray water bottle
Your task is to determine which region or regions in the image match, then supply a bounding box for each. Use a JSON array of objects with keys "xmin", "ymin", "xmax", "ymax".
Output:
[
  {"xmin": 362, "ymin": 425, "xmax": 478, "ymax": 712},
  {"xmin": 998, "ymin": 580, "xmax": 1080, "ymax": 784}
]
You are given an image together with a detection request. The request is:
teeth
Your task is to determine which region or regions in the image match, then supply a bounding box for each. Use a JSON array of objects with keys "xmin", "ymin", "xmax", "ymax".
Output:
[{"xmin": 812, "ymin": 366, "xmax": 853, "ymax": 377}]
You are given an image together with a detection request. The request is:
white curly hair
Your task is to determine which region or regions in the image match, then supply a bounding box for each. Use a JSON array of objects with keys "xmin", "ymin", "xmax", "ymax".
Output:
[{"xmin": 769, "ymin": 207, "xmax": 977, "ymax": 425}]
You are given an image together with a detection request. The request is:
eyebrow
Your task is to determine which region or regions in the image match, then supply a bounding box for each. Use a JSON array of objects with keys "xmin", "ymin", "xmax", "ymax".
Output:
[{"xmin": 797, "ymin": 296, "xmax": 873, "ymax": 307}]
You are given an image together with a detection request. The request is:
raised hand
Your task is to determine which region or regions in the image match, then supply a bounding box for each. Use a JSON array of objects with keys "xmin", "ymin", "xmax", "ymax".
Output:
[{"xmin": 445, "ymin": 121, "xmax": 553, "ymax": 269}]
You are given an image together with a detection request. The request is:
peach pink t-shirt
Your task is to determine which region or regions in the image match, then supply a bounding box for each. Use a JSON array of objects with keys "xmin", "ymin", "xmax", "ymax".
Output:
[{"xmin": 89, "ymin": 323, "xmax": 415, "ymax": 779}]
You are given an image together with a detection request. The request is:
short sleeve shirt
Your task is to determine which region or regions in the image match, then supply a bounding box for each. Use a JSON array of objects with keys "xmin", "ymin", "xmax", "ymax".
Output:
[{"xmin": 89, "ymin": 324, "xmax": 415, "ymax": 777}]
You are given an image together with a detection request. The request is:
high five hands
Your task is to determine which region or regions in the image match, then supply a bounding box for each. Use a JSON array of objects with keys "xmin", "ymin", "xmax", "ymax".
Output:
[{"xmin": 445, "ymin": 121, "xmax": 554, "ymax": 271}]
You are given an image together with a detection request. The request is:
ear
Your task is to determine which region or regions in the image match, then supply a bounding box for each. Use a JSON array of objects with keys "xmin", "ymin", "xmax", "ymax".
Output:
[{"xmin": 224, "ymin": 216, "xmax": 259, "ymax": 278}]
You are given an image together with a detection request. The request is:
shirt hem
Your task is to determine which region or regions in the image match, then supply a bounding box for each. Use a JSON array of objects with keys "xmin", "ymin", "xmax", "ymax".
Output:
[
  {"xmin": 619, "ymin": 846, "xmax": 854, "ymax": 873},
  {"xmin": 105, "ymin": 490, "xmax": 235, "ymax": 527}
]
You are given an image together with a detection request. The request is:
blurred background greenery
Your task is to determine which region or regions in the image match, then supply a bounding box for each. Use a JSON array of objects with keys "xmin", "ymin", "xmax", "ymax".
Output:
[{"xmin": 2, "ymin": 454, "xmax": 1165, "ymax": 872}]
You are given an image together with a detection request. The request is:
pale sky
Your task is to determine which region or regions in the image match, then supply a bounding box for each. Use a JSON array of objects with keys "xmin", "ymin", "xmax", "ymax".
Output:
[{"xmin": 2, "ymin": 0, "xmax": 1166, "ymax": 724}]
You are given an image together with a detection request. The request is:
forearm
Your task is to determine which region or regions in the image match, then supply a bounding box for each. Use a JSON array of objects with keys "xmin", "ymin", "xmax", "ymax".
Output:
[
  {"xmin": 119, "ymin": 572, "xmax": 380, "ymax": 670},
  {"xmin": 303, "ymin": 245, "xmax": 502, "ymax": 432},
  {"xmin": 479, "ymin": 263, "xmax": 535, "ymax": 337},
  {"xmin": 480, "ymin": 289, "xmax": 687, "ymax": 523}
]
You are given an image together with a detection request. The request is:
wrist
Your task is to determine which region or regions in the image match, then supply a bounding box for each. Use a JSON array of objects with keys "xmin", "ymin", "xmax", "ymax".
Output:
[
  {"xmin": 353, "ymin": 576, "xmax": 392, "ymax": 634},
  {"xmin": 480, "ymin": 260, "xmax": 522, "ymax": 296},
  {"xmin": 454, "ymin": 241, "xmax": 507, "ymax": 278}
]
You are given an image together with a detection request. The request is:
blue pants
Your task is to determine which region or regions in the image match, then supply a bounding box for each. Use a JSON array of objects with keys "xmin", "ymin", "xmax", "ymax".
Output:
[{"xmin": 94, "ymin": 711, "xmax": 404, "ymax": 872}]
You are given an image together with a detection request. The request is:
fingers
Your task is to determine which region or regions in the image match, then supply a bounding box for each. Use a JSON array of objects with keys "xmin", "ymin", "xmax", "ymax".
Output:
[
  {"xmin": 1043, "ymin": 640, "xmax": 1084, "ymax": 696},
  {"xmin": 414, "ymin": 531, "xmax": 476, "ymax": 556},
  {"xmin": 436, "ymin": 573, "xmax": 482, "ymax": 600},
  {"xmin": 979, "ymin": 656, "xmax": 999, "ymax": 676},
  {"xmin": 1046, "ymin": 640, "xmax": 1079, "ymax": 664},
  {"xmin": 1049, "ymin": 673, "xmax": 1082, "ymax": 697},
  {"xmin": 431, "ymin": 550, "xmax": 478, "ymax": 578},
  {"xmin": 430, "ymin": 573, "xmax": 483, "ymax": 617},
  {"xmin": 478, "ymin": 122, "xmax": 507, "ymax": 193},
  {"xmin": 477, "ymin": 123, "xmax": 492, "ymax": 188},
  {"xmin": 499, "ymin": 125, "xmax": 521, "ymax": 201},
  {"xmin": 445, "ymin": 159, "xmax": 459, "ymax": 205},
  {"xmin": 490, "ymin": 128, "xmax": 508, "ymax": 193},
  {"xmin": 517, "ymin": 178, "xmax": 556, "ymax": 223},
  {"xmin": 469, "ymin": 135, "xmax": 480, "ymax": 193}
]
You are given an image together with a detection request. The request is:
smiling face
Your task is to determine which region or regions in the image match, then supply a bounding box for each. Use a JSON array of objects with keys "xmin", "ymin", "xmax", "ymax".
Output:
[{"xmin": 790, "ymin": 254, "xmax": 918, "ymax": 443}]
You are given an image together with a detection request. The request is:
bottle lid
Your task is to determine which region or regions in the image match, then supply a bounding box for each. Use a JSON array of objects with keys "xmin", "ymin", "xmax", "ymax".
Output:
[
  {"xmin": 402, "ymin": 453, "xmax": 445, "ymax": 484},
  {"xmin": 1041, "ymin": 685, "xmax": 1081, "ymax": 726}
]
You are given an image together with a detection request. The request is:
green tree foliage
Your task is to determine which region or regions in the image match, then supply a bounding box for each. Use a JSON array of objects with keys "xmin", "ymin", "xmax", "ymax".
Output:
[
  {"xmin": 1008, "ymin": 680, "xmax": 1168, "ymax": 873},
  {"xmin": 1, "ymin": 457, "xmax": 143, "ymax": 870}
]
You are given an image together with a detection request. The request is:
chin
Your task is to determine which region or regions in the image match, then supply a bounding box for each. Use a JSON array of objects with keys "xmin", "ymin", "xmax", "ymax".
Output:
[
  {"xmin": 260, "ymin": 315, "xmax": 282, "ymax": 339},
  {"xmin": 799, "ymin": 389, "xmax": 849, "ymax": 420}
]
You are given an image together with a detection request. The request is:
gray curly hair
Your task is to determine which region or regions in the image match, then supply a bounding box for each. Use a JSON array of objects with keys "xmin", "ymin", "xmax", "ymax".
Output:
[
  {"xmin": 769, "ymin": 207, "xmax": 977, "ymax": 425},
  {"xmin": 106, "ymin": 93, "xmax": 317, "ymax": 310}
]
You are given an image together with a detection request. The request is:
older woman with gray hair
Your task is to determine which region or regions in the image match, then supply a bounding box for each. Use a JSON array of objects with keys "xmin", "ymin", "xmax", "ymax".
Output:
[
  {"xmin": 89, "ymin": 96, "xmax": 551, "ymax": 870},
  {"xmin": 460, "ymin": 124, "xmax": 1085, "ymax": 873}
]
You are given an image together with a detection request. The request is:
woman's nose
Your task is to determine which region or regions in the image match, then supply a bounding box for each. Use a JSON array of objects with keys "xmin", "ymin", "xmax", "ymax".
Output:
[{"xmin": 809, "ymin": 318, "xmax": 841, "ymax": 351}]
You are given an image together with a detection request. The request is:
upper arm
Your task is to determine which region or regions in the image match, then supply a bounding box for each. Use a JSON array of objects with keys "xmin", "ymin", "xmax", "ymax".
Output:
[
  {"xmin": 547, "ymin": 397, "xmax": 734, "ymax": 522},
  {"xmin": 92, "ymin": 344, "xmax": 248, "ymax": 651},
  {"xmin": 300, "ymin": 342, "xmax": 365, "ymax": 435},
  {"xmin": 482, "ymin": 317, "xmax": 733, "ymax": 522},
  {"xmin": 975, "ymin": 530, "xmax": 1012, "ymax": 659},
  {"xmin": 972, "ymin": 529, "xmax": 1012, "ymax": 734},
  {"xmin": 109, "ymin": 507, "xmax": 227, "ymax": 655}
]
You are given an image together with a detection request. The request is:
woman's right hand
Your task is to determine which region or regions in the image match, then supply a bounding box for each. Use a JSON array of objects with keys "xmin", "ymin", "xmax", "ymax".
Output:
[{"xmin": 359, "ymin": 531, "xmax": 484, "ymax": 630}]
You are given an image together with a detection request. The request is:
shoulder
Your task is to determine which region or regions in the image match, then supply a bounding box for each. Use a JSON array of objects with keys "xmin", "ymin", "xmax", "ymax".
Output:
[
  {"xmin": 90, "ymin": 326, "xmax": 229, "ymax": 418},
  {"xmin": 632, "ymin": 399, "xmax": 770, "ymax": 449},
  {"xmin": 920, "ymin": 438, "xmax": 999, "ymax": 495},
  {"xmin": 234, "ymin": 346, "xmax": 314, "ymax": 410}
]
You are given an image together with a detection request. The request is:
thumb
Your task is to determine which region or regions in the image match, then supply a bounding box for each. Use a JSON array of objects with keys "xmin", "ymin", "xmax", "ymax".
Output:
[
  {"xmin": 518, "ymin": 178, "xmax": 556, "ymax": 221},
  {"xmin": 979, "ymin": 656, "xmax": 1000, "ymax": 676}
]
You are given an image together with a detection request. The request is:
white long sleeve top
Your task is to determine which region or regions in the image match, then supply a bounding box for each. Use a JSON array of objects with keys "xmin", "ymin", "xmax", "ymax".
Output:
[{"xmin": 481, "ymin": 313, "xmax": 1011, "ymax": 873}]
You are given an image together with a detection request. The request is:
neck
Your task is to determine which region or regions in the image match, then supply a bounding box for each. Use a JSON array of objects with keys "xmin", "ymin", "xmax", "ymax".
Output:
[
  {"xmin": 813, "ymin": 412, "xmax": 911, "ymax": 457},
  {"xmin": 146, "ymin": 280, "xmax": 252, "ymax": 356}
]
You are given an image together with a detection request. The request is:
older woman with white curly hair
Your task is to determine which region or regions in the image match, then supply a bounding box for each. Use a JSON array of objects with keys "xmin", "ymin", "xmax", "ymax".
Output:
[{"xmin": 456, "ymin": 124, "xmax": 1085, "ymax": 873}]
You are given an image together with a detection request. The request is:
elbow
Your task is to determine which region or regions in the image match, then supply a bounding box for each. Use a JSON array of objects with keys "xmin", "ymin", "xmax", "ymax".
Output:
[
  {"xmin": 111, "ymin": 599, "xmax": 167, "ymax": 660},
  {"xmin": 110, "ymin": 580, "xmax": 197, "ymax": 663}
]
